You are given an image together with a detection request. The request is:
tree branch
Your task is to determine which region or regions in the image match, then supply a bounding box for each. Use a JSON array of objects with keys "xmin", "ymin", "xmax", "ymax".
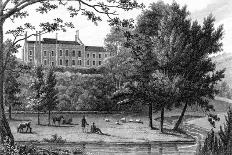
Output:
[{"xmin": 2, "ymin": 0, "xmax": 10, "ymax": 10}]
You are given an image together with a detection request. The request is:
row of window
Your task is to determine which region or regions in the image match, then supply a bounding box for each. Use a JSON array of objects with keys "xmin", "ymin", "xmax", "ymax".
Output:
[
  {"xmin": 29, "ymin": 50, "xmax": 108, "ymax": 58},
  {"xmin": 41, "ymin": 59, "xmax": 102, "ymax": 66}
]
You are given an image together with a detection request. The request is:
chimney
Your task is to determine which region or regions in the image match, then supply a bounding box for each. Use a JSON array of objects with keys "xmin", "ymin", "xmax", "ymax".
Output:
[
  {"xmin": 56, "ymin": 33, "xmax": 58, "ymax": 40},
  {"xmin": 75, "ymin": 30, "xmax": 79, "ymax": 42},
  {"xmin": 25, "ymin": 31, "xmax": 28, "ymax": 42},
  {"xmin": 36, "ymin": 31, "xmax": 38, "ymax": 43},
  {"xmin": 39, "ymin": 31, "xmax": 41, "ymax": 43}
]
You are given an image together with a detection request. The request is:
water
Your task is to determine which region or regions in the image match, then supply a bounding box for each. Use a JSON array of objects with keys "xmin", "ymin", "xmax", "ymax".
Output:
[{"xmin": 41, "ymin": 143, "xmax": 197, "ymax": 155}]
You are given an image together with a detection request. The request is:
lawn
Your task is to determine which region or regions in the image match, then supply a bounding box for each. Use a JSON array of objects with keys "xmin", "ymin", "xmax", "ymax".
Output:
[{"xmin": 9, "ymin": 112, "xmax": 194, "ymax": 144}]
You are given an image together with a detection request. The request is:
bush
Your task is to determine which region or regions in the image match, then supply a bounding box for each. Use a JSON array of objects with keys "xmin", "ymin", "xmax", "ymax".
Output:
[
  {"xmin": 43, "ymin": 134, "xmax": 66, "ymax": 143},
  {"xmin": 197, "ymin": 108, "xmax": 232, "ymax": 155}
]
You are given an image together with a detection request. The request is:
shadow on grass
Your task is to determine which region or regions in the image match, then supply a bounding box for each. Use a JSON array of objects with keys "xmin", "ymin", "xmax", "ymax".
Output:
[
  {"xmin": 38, "ymin": 124, "xmax": 76, "ymax": 128},
  {"xmin": 160, "ymin": 128, "xmax": 194, "ymax": 140},
  {"xmin": 154, "ymin": 115, "xmax": 204, "ymax": 125},
  {"xmin": 17, "ymin": 131, "xmax": 37, "ymax": 135},
  {"xmin": 86, "ymin": 132, "xmax": 111, "ymax": 136}
]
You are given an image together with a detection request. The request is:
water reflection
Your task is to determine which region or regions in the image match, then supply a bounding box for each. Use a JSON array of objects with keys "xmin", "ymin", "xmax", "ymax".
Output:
[{"xmin": 54, "ymin": 143, "xmax": 196, "ymax": 155}]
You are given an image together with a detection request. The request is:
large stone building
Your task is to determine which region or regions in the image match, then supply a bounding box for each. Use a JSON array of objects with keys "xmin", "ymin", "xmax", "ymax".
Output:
[{"xmin": 22, "ymin": 31, "xmax": 110, "ymax": 68}]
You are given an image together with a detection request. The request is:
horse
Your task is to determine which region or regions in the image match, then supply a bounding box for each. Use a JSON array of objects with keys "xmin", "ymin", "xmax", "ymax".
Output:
[
  {"xmin": 17, "ymin": 122, "xmax": 32, "ymax": 133},
  {"xmin": 62, "ymin": 118, "xmax": 73, "ymax": 125},
  {"xmin": 52, "ymin": 115, "xmax": 64, "ymax": 126}
]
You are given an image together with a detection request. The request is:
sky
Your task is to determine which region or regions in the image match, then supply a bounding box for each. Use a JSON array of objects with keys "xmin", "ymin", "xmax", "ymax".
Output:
[{"xmin": 4, "ymin": 0, "xmax": 231, "ymax": 59}]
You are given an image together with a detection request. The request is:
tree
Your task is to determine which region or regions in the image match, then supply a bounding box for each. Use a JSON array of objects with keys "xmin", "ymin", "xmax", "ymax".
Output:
[
  {"xmin": 4, "ymin": 72, "xmax": 21, "ymax": 120},
  {"xmin": 135, "ymin": 1, "xmax": 224, "ymax": 131},
  {"xmin": 30, "ymin": 65, "xmax": 45, "ymax": 125},
  {"xmin": 42, "ymin": 68, "xmax": 58, "ymax": 126},
  {"xmin": 0, "ymin": 0, "xmax": 143, "ymax": 143},
  {"xmin": 3, "ymin": 40, "xmax": 21, "ymax": 120}
]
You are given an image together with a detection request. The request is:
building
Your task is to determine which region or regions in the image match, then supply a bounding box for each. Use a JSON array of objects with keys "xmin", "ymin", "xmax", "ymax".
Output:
[{"xmin": 22, "ymin": 30, "xmax": 110, "ymax": 68}]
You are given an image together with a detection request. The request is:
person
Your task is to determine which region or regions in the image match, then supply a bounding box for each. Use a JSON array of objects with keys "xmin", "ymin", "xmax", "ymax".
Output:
[
  {"xmin": 90, "ymin": 122, "xmax": 103, "ymax": 135},
  {"xmin": 81, "ymin": 115, "xmax": 88, "ymax": 133}
]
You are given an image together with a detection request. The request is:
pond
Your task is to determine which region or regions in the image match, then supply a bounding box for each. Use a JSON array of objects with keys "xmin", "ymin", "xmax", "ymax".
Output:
[{"xmin": 36, "ymin": 143, "xmax": 197, "ymax": 155}]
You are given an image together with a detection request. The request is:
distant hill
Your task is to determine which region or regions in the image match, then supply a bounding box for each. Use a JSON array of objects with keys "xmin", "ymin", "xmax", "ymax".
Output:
[{"xmin": 212, "ymin": 52, "xmax": 232, "ymax": 86}]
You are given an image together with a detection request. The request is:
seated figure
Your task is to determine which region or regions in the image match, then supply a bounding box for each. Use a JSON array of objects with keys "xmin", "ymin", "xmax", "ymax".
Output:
[{"xmin": 90, "ymin": 122, "xmax": 103, "ymax": 135}]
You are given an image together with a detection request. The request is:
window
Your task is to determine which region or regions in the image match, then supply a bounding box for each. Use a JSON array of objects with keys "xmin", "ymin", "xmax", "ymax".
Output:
[
  {"xmin": 59, "ymin": 59, "xmax": 63, "ymax": 65},
  {"xmin": 51, "ymin": 51, "xmax": 54, "ymax": 57},
  {"xmin": 29, "ymin": 50, "xmax": 32, "ymax": 56},
  {"xmin": 78, "ymin": 51, "xmax": 81, "ymax": 57},
  {"xmin": 72, "ymin": 60, "xmax": 75, "ymax": 66},
  {"xmin": 87, "ymin": 53, "xmax": 90, "ymax": 58},
  {"xmin": 72, "ymin": 50, "xmax": 75, "ymax": 57},
  {"xmin": 105, "ymin": 54, "xmax": 107, "ymax": 57},
  {"xmin": 99, "ymin": 61, "xmax": 102, "ymax": 65},
  {"xmin": 87, "ymin": 60, "xmax": 90, "ymax": 66},
  {"xmin": 92, "ymin": 53, "xmax": 95, "ymax": 58},
  {"xmin": 51, "ymin": 61, "xmax": 55, "ymax": 66},
  {"xmin": 59, "ymin": 50, "xmax": 63, "ymax": 56},
  {"xmin": 93, "ymin": 60, "xmax": 95, "ymax": 66},
  {"xmin": 44, "ymin": 60, "xmax": 47, "ymax": 65},
  {"xmin": 65, "ymin": 50, "xmax": 69, "ymax": 56},
  {"xmin": 78, "ymin": 60, "xmax": 82, "ymax": 65},
  {"xmin": 99, "ymin": 54, "xmax": 101, "ymax": 59},
  {"xmin": 29, "ymin": 59, "xmax": 32, "ymax": 62},
  {"xmin": 44, "ymin": 51, "xmax": 47, "ymax": 56},
  {"xmin": 65, "ymin": 60, "xmax": 69, "ymax": 66}
]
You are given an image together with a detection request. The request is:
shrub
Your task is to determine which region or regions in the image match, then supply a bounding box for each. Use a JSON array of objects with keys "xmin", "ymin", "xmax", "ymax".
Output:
[
  {"xmin": 43, "ymin": 134, "xmax": 66, "ymax": 143},
  {"xmin": 197, "ymin": 108, "xmax": 232, "ymax": 155}
]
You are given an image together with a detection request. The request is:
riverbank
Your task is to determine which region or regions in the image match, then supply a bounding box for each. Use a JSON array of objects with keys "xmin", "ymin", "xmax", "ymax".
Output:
[{"xmin": 9, "ymin": 113, "xmax": 195, "ymax": 144}]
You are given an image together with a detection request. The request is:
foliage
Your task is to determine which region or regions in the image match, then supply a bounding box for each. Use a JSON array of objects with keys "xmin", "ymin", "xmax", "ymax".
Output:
[
  {"xmin": 216, "ymin": 81, "xmax": 232, "ymax": 99},
  {"xmin": 29, "ymin": 66, "xmax": 45, "ymax": 111},
  {"xmin": 3, "ymin": 136, "xmax": 70, "ymax": 155},
  {"xmin": 198, "ymin": 108, "xmax": 232, "ymax": 155},
  {"xmin": 43, "ymin": 134, "xmax": 66, "ymax": 144},
  {"xmin": 134, "ymin": 1, "xmax": 225, "ymax": 130},
  {"xmin": 42, "ymin": 68, "xmax": 59, "ymax": 112},
  {"xmin": 2, "ymin": 137, "xmax": 19, "ymax": 155}
]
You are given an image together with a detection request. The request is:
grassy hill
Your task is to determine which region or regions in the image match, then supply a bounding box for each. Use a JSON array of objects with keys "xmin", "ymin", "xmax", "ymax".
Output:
[{"xmin": 212, "ymin": 52, "xmax": 232, "ymax": 86}]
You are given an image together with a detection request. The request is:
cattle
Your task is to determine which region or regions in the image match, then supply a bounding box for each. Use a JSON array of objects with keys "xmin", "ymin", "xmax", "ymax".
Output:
[
  {"xmin": 104, "ymin": 118, "xmax": 110, "ymax": 122},
  {"xmin": 52, "ymin": 115, "xmax": 64, "ymax": 126},
  {"xmin": 17, "ymin": 122, "xmax": 32, "ymax": 133},
  {"xmin": 120, "ymin": 117, "xmax": 126, "ymax": 123}
]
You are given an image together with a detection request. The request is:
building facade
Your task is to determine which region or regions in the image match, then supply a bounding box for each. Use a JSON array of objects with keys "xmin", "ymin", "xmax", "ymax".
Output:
[{"xmin": 22, "ymin": 31, "xmax": 110, "ymax": 68}]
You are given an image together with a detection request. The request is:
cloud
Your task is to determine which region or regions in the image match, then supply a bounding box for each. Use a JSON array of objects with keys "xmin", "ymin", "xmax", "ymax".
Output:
[{"xmin": 190, "ymin": 0, "xmax": 232, "ymax": 23}]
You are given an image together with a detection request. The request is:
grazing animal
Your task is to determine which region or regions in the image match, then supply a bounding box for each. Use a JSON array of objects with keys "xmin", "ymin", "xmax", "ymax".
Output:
[
  {"xmin": 63, "ymin": 118, "xmax": 73, "ymax": 125},
  {"xmin": 17, "ymin": 122, "xmax": 32, "ymax": 133},
  {"xmin": 129, "ymin": 119, "xmax": 133, "ymax": 122},
  {"xmin": 52, "ymin": 115, "xmax": 64, "ymax": 126},
  {"xmin": 120, "ymin": 117, "xmax": 126, "ymax": 123},
  {"xmin": 135, "ymin": 119, "xmax": 143, "ymax": 124},
  {"xmin": 104, "ymin": 118, "xmax": 110, "ymax": 122},
  {"xmin": 115, "ymin": 121, "xmax": 120, "ymax": 125}
]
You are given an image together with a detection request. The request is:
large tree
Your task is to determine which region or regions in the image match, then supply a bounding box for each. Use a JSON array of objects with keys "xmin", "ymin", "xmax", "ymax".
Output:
[
  {"xmin": 0, "ymin": 0, "xmax": 143, "ymax": 143},
  {"xmin": 135, "ymin": 1, "xmax": 224, "ymax": 131}
]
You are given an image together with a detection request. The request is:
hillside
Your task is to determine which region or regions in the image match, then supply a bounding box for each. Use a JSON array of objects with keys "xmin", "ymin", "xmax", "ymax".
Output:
[{"xmin": 212, "ymin": 52, "xmax": 232, "ymax": 86}]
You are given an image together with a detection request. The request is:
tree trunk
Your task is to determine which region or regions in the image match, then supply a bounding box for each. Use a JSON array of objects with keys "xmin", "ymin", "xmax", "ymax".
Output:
[
  {"xmin": 173, "ymin": 102, "xmax": 188, "ymax": 131},
  {"xmin": 0, "ymin": 20, "xmax": 14, "ymax": 144},
  {"xmin": 160, "ymin": 107, "xmax": 164, "ymax": 133},
  {"xmin": 149, "ymin": 102, "xmax": 153, "ymax": 129},
  {"xmin": 8, "ymin": 105, "xmax": 12, "ymax": 120},
  {"xmin": 48, "ymin": 110, "xmax": 50, "ymax": 126},
  {"xmin": 37, "ymin": 110, "xmax": 40, "ymax": 125}
]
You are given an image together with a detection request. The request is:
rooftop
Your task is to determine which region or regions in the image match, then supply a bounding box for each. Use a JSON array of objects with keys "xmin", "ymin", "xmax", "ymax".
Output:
[
  {"xmin": 85, "ymin": 46, "xmax": 106, "ymax": 52},
  {"xmin": 27, "ymin": 38, "xmax": 80, "ymax": 45}
]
